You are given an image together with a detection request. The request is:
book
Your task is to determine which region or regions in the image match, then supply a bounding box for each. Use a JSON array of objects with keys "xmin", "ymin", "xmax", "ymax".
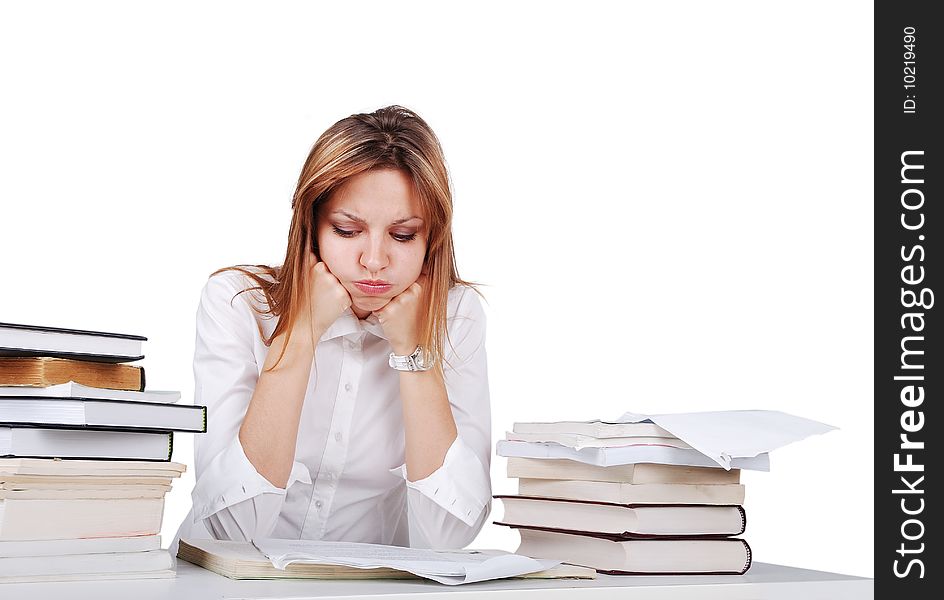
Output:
[
  {"xmin": 0, "ymin": 570, "xmax": 174, "ymax": 584},
  {"xmin": 0, "ymin": 396, "xmax": 206, "ymax": 432},
  {"xmin": 1, "ymin": 475, "xmax": 176, "ymax": 489},
  {"xmin": 180, "ymin": 538, "xmax": 417, "ymax": 580},
  {"xmin": 0, "ymin": 534, "xmax": 161, "ymax": 558},
  {"xmin": 178, "ymin": 538, "xmax": 597, "ymax": 580},
  {"xmin": 506, "ymin": 431, "xmax": 692, "ymax": 450},
  {"xmin": 1, "ymin": 426, "xmax": 174, "ymax": 461},
  {"xmin": 0, "ymin": 458, "xmax": 186, "ymax": 477},
  {"xmin": 514, "ymin": 420, "xmax": 674, "ymax": 439},
  {"xmin": 515, "ymin": 527, "xmax": 752, "ymax": 575},
  {"xmin": 2, "ymin": 487, "xmax": 169, "ymax": 500},
  {"xmin": 0, "ymin": 322, "xmax": 146, "ymax": 364},
  {"xmin": 496, "ymin": 496, "xmax": 746, "ymax": 537},
  {"xmin": 0, "ymin": 549, "xmax": 172, "ymax": 581},
  {"xmin": 517, "ymin": 478, "xmax": 746, "ymax": 505},
  {"xmin": 0, "ymin": 495, "xmax": 165, "ymax": 540},
  {"xmin": 0, "ymin": 357, "xmax": 145, "ymax": 391},
  {"xmin": 507, "ymin": 457, "xmax": 741, "ymax": 484},
  {"xmin": 0, "ymin": 382, "xmax": 180, "ymax": 404},
  {"xmin": 497, "ymin": 439, "xmax": 769, "ymax": 470}
]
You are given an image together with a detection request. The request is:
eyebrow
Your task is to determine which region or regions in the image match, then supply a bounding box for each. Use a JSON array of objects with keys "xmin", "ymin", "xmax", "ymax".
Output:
[{"xmin": 333, "ymin": 210, "xmax": 424, "ymax": 226}]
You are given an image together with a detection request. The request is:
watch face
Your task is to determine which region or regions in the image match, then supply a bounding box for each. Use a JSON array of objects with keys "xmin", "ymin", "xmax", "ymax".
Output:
[
  {"xmin": 424, "ymin": 352, "xmax": 433, "ymax": 368},
  {"xmin": 413, "ymin": 347, "xmax": 430, "ymax": 369}
]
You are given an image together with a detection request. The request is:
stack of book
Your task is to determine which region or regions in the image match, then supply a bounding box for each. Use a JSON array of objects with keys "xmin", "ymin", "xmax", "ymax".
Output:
[
  {"xmin": 495, "ymin": 419, "xmax": 759, "ymax": 575},
  {"xmin": 0, "ymin": 322, "xmax": 204, "ymax": 583}
]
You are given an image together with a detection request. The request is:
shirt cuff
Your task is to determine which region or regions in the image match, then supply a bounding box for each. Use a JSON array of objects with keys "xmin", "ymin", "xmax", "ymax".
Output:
[
  {"xmin": 192, "ymin": 435, "xmax": 313, "ymax": 523},
  {"xmin": 389, "ymin": 436, "xmax": 490, "ymax": 527}
]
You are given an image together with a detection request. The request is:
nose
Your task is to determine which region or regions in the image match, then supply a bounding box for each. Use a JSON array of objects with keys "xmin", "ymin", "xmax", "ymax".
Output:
[{"xmin": 360, "ymin": 233, "xmax": 389, "ymax": 275}]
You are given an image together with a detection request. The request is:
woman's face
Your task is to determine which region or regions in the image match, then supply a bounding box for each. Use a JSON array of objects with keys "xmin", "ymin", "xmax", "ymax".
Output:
[{"xmin": 315, "ymin": 168, "xmax": 428, "ymax": 319}]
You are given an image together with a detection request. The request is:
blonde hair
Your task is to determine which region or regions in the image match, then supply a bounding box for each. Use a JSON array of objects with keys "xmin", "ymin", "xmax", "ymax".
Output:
[{"xmin": 215, "ymin": 105, "xmax": 479, "ymax": 373}]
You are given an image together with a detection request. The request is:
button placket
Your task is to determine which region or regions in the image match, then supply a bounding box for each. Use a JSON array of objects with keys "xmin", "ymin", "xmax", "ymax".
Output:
[{"xmin": 303, "ymin": 334, "xmax": 363, "ymax": 537}]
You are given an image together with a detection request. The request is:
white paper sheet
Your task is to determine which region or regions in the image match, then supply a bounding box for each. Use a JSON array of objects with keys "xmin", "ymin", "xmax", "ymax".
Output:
[
  {"xmin": 496, "ymin": 439, "xmax": 770, "ymax": 470},
  {"xmin": 252, "ymin": 539, "xmax": 561, "ymax": 585},
  {"xmin": 615, "ymin": 410, "xmax": 837, "ymax": 469}
]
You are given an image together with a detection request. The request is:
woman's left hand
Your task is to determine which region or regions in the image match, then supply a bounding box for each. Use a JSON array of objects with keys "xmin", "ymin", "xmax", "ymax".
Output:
[{"xmin": 373, "ymin": 274, "xmax": 428, "ymax": 356}]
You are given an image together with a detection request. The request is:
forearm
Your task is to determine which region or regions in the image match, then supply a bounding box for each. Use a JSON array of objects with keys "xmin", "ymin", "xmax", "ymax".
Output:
[
  {"xmin": 399, "ymin": 368, "xmax": 458, "ymax": 481},
  {"xmin": 238, "ymin": 323, "xmax": 321, "ymax": 488}
]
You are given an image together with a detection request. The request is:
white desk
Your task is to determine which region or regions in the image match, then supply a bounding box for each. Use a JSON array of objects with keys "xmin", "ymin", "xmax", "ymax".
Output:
[{"xmin": 0, "ymin": 561, "xmax": 872, "ymax": 599}]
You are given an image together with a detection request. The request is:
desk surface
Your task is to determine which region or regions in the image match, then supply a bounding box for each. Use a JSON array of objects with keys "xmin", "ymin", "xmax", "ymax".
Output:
[{"xmin": 0, "ymin": 561, "xmax": 873, "ymax": 600}]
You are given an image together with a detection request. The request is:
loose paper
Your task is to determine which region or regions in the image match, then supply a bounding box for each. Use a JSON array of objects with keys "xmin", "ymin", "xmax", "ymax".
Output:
[
  {"xmin": 615, "ymin": 410, "xmax": 837, "ymax": 469},
  {"xmin": 496, "ymin": 439, "xmax": 771, "ymax": 470}
]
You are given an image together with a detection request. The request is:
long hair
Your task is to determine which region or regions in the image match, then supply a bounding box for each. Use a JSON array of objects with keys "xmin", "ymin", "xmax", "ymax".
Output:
[{"xmin": 215, "ymin": 105, "xmax": 479, "ymax": 374}]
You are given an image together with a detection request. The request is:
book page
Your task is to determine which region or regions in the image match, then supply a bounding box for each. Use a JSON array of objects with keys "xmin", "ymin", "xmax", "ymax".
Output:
[{"xmin": 253, "ymin": 538, "xmax": 560, "ymax": 585}]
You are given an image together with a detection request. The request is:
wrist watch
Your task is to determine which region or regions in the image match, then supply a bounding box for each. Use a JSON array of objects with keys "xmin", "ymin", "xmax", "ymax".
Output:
[{"xmin": 388, "ymin": 345, "xmax": 434, "ymax": 372}]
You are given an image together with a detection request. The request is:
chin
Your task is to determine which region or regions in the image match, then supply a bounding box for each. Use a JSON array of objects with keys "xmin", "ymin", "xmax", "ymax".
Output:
[{"xmin": 354, "ymin": 297, "xmax": 391, "ymax": 312}]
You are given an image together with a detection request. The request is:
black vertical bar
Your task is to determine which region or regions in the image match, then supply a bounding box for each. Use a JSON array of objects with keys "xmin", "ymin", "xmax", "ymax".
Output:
[{"xmin": 875, "ymin": 0, "xmax": 939, "ymax": 596}]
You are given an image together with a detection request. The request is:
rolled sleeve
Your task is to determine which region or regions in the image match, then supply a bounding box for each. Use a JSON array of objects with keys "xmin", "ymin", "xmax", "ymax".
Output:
[
  {"xmin": 389, "ymin": 436, "xmax": 490, "ymax": 526},
  {"xmin": 190, "ymin": 272, "xmax": 311, "ymax": 540},
  {"xmin": 389, "ymin": 286, "xmax": 492, "ymax": 548},
  {"xmin": 192, "ymin": 433, "xmax": 312, "ymax": 538}
]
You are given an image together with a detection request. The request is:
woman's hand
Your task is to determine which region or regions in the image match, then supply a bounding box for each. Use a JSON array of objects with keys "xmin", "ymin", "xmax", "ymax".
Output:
[
  {"xmin": 373, "ymin": 274, "xmax": 428, "ymax": 355},
  {"xmin": 302, "ymin": 253, "xmax": 353, "ymax": 337}
]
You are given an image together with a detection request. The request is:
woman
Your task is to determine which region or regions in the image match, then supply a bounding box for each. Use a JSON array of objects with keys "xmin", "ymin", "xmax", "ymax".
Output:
[{"xmin": 174, "ymin": 106, "xmax": 491, "ymax": 551}]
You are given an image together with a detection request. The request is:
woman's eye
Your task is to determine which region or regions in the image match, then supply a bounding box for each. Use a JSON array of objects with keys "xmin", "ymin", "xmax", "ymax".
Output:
[{"xmin": 332, "ymin": 225, "xmax": 415, "ymax": 242}]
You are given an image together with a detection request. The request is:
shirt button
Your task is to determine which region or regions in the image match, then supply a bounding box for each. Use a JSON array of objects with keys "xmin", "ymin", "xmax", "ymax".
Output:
[
  {"xmin": 335, "ymin": 432, "xmax": 343, "ymax": 442},
  {"xmin": 315, "ymin": 500, "xmax": 323, "ymax": 509},
  {"xmin": 344, "ymin": 383, "xmax": 352, "ymax": 392}
]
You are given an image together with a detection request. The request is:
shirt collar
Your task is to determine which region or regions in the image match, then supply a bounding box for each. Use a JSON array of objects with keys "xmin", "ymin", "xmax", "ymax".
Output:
[{"xmin": 319, "ymin": 308, "xmax": 388, "ymax": 342}]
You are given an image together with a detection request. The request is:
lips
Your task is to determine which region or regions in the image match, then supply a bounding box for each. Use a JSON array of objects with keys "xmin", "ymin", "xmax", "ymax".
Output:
[{"xmin": 353, "ymin": 280, "xmax": 393, "ymax": 295}]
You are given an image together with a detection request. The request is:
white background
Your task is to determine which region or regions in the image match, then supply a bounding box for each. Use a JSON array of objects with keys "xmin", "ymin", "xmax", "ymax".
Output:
[{"xmin": 0, "ymin": 1, "xmax": 873, "ymax": 578}]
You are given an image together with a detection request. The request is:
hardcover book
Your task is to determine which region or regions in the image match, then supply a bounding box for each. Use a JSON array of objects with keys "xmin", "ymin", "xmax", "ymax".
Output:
[
  {"xmin": 0, "ymin": 396, "xmax": 206, "ymax": 432},
  {"xmin": 1, "ymin": 426, "xmax": 175, "ymax": 461},
  {"xmin": 515, "ymin": 526, "xmax": 752, "ymax": 575},
  {"xmin": 0, "ymin": 357, "xmax": 145, "ymax": 391},
  {"xmin": 495, "ymin": 496, "xmax": 747, "ymax": 537},
  {"xmin": 0, "ymin": 322, "xmax": 146, "ymax": 363}
]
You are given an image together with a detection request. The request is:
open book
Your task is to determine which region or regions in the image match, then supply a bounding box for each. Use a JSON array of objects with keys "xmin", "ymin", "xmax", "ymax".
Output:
[{"xmin": 178, "ymin": 538, "xmax": 596, "ymax": 582}]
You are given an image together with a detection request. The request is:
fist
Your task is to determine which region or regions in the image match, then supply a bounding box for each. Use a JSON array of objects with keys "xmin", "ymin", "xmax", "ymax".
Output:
[
  {"xmin": 373, "ymin": 274, "xmax": 428, "ymax": 355},
  {"xmin": 305, "ymin": 256, "xmax": 352, "ymax": 335}
]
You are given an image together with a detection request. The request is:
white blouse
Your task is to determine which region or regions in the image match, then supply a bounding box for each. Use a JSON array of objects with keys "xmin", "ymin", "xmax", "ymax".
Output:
[{"xmin": 173, "ymin": 268, "xmax": 492, "ymax": 551}]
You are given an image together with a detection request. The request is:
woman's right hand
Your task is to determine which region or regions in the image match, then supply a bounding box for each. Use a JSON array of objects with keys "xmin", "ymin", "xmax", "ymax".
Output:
[{"xmin": 303, "ymin": 253, "xmax": 353, "ymax": 336}]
